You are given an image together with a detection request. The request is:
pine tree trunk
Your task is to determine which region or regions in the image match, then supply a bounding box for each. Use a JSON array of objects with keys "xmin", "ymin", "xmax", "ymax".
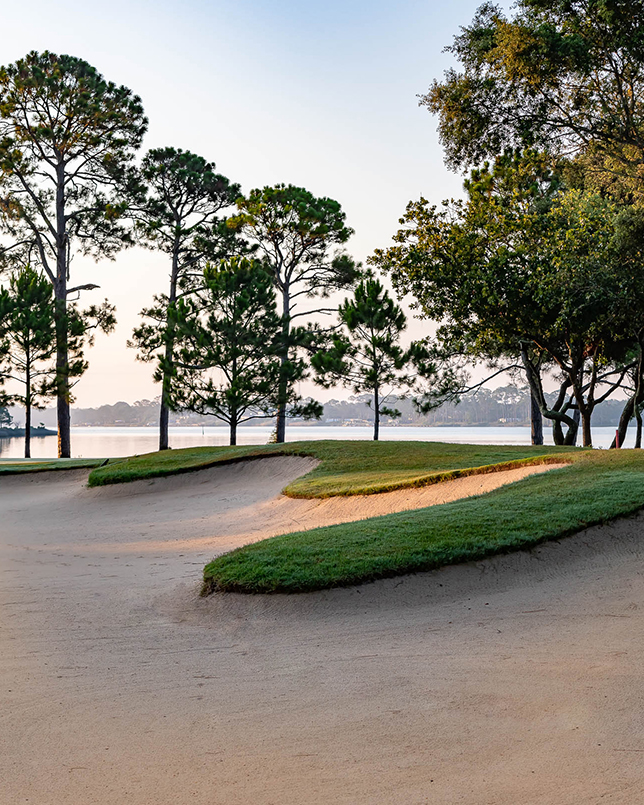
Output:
[
  {"xmin": 373, "ymin": 385, "xmax": 380, "ymax": 441},
  {"xmin": 159, "ymin": 253, "xmax": 180, "ymax": 452},
  {"xmin": 230, "ymin": 411, "xmax": 237, "ymax": 446},
  {"xmin": 275, "ymin": 286, "xmax": 290, "ymax": 444},
  {"xmin": 24, "ymin": 346, "xmax": 31, "ymax": 458},
  {"xmin": 530, "ymin": 392, "xmax": 543, "ymax": 445},
  {"xmin": 636, "ymin": 407, "xmax": 642, "ymax": 449},
  {"xmin": 55, "ymin": 161, "xmax": 71, "ymax": 458},
  {"xmin": 54, "ymin": 293, "xmax": 70, "ymax": 458},
  {"xmin": 276, "ymin": 356, "xmax": 288, "ymax": 443},
  {"xmin": 159, "ymin": 400, "xmax": 169, "ymax": 451},
  {"xmin": 159, "ymin": 324, "xmax": 175, "ymax": 452},
  {"xmin": 24, "ymin": 400, "xmax": 31, "ymax": 459}
]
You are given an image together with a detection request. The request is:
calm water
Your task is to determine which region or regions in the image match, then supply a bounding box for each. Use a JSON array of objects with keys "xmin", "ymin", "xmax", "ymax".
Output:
[{"xmin": 0, "ymin": 424, "xmax": 636, "ymax": 459}]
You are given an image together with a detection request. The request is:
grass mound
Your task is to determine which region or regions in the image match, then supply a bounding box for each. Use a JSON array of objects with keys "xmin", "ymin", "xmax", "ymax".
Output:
[
  {"xmin": 87, "ymin": 440, "xmax": 574, "ymax": 496},
  {"xmin": 202, "ymin": 450, "xmax": 644, "ymax": 595},
  {"xmin": 0, "ymin": 457, "xmax": 109, "ymax": 475}
]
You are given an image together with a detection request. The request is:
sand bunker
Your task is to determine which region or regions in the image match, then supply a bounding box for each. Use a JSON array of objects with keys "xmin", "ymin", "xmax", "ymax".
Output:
[
  {"xmin": 68, "ymin": 456, "xmax": 569, "ymax": 555},
  {"xmin": 3, "ymin": 455, "xmax": 644, "ymax": 804}
]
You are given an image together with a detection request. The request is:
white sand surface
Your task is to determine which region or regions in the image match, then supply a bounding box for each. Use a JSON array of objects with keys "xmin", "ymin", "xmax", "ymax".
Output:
[{"xmin": 2, "ymin": 456, "xmax": 644, "ymax": 804}]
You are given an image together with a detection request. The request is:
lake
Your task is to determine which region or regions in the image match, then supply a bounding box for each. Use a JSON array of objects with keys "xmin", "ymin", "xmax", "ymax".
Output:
[{"xmin": 0, "ymin": 424, "xmax": 635, "ymax": 459}]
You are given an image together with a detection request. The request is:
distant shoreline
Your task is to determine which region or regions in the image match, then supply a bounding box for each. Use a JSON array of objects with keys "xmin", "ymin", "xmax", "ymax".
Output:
[{"xmin": 0, "ymin": 427, "xmax": 56, "ymax": 438}]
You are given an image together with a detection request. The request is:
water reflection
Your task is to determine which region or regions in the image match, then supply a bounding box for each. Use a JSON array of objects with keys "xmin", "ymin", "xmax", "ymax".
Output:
[{"xmin": 0, "ymin": 424, "xmax": 636, "ymax": 459}]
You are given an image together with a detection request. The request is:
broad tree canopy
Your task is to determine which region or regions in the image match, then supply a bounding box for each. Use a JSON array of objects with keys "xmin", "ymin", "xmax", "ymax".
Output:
[
  {"xmin": 372, "ymin": 153, "xmax": 644, "ymax": 446},
  {"xmin": 423, "ymin": 0, "xmax": 644, "ymax": 180}
]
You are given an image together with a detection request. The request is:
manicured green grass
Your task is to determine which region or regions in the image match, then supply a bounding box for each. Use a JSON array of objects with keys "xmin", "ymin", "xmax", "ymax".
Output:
[
  {"xmin": 203, "ymin": 450, "xmax": 644, "ymax": 595},
  {"xmin": 87, "ymin": 444, "xmax": 286, "ymax": 487},
  {"xmin": 87, "ymin": 439, "xmax": 576, "ymax": 495},
  {"xmin": 0, "ymin": 457, "xmax": 110, "ymax": 475}
]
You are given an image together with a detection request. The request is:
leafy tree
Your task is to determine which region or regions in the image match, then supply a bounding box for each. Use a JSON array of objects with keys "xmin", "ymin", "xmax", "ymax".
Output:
[
  {"xmin": 0, "ymin": 406, "xmax": 11, "ymax": 427},
  {"xmin": 168, "ymin": 257, "xmax": 288, "ymax": 446},
  {"xmin": 0, "ymin": 266, "xmax": 115, "ymax": 456},
  {"xmin": 422, "ymin": 1, "xmax": 644, "ymax": 179},
  {"xmin": 372, "ymin": 154, "xmax": 643, "ymax": 447},
  {"xmin": 228, "ymin": 184, "xmax": 360, "ymax": 442},
  {"xmin": 423, "ymin": 7, "xmax": 644, "ymax": 445},
  {"xmin": 129, "ymin": 148, "xmax": 241, "ymax": 451},
  {"xmin": 605, "ymin": 204, "xmax": 644, "ymax": 447},
  {"xmin": 0, "ymin": 51, "xmax": 146, "ymax": 456},
  {"xmin": 312, "ymin": 277, "xmax": 420, "ymax": 441},
  {"xmin": 372, "ymin": 151, "xmax": 571, "ymax": 441}
]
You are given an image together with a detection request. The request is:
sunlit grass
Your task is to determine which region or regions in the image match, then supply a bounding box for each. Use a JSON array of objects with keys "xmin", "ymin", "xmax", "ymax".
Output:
[
  {"xmin": 202, "ymin": 449, "xmax": 644, "ymax": 594},
  {"xmin": 0, "ymin": 457, "xmax": 109, "ymax": 474},
  {"xmin": 86, "ymin": 439, "xmax": 575, "ymax": 496}
]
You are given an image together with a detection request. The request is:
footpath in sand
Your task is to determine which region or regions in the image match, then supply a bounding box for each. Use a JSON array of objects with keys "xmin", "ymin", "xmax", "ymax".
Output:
[{"xmin": 2, "ymin": 456, "xmax": 644, "ymax": 804}]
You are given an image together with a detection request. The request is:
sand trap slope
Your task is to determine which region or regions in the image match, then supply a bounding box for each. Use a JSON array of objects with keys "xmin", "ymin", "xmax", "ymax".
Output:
[
  {"xmin": 5, "ymin": 455, "xmax": 644, "ymax": 805},
  {"xmin": 229, "ymin": 461, "xmax": 570, "ymax": 547},
  {"xmin": 13, "ymin": 457, "xmax": 567, "ymax": 556}
]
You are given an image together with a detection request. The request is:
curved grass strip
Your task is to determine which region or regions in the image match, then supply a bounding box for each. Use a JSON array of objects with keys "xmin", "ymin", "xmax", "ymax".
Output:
[
  {"xmin": 203, "ymin": 451, "xmax": 644, "ymax": 594},
  {"xmin": 0, "ymin": 457, "xmax": 108, "ymax": 475},
  {"xmin": 87, "ymin": 439, "xmax": 575, "ymax": 494},
  {"xmin": 283, "ymin": 454, "xmax": 570, "ymax": 498},
  {"xmin": 87, "ymin": 445, "xmax": 291, "ymax": 487}
]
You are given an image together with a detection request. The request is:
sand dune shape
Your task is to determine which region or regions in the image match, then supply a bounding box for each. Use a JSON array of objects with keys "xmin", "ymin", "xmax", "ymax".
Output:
[
  {"xmin": 5, "ymin": 455, "xmax": 644, "ymax": 804},
  {"xmin": 40, "ymin": 456, "xmax": 569, "ymax": 555}
]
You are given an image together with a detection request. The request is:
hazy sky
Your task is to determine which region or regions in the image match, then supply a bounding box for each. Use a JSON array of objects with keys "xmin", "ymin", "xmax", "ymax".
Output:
[{"xmin": 3, "ymin": 0, "xmax": 501, "ymax": 407}]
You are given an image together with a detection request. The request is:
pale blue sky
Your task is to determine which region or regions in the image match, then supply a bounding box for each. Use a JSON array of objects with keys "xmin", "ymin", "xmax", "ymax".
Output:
[{"xmin": 4, "ymin": 0, "xmax": 504, "ymax": 406}]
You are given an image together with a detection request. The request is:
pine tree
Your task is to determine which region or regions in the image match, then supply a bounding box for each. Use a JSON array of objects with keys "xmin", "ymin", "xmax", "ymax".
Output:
[
  {"xmin": 228, "ymin": 184, "xmax": 359, "ymax": 442},
  {"xmin": 0, "ymin": 268, "xmax": 57, "ymax": 457},
  {"xmin": 0, "ymin": 266, "xmax": 115, "ymax": 457},
  {"xmin": 168, "ymin": 257, "xmax": 291, "ymax": 446},
  {"xmin": 312, "ymin": 277, "xmax": 415, "ymax": 441},
  {"xmin": 0, "ymin": 51, "xmax": 146, "ymax": 456},
  {"xmin": 129, "ymin": 148, "xmax": 241, "ymax": 451}
]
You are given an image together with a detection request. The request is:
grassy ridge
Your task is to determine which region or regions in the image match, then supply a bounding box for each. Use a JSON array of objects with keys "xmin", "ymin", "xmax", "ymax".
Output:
[
  {"xmin": 0, "ymin": 457, "xmax": 109, "ymax": 475},
  {"xmin": 86, "ymin": 440, "xmax": 575, "ymax": 496},
  {"xmin": 202, "ymin": 450, "xmax": 644, "ymax": 594}
]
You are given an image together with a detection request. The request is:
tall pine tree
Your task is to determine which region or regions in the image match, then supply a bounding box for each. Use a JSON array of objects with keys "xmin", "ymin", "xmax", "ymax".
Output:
[
  {"xmin": 0, "ymin": 51, "xmax": 146, "ymax": 456},
  {"xmin": 129, "ymin": 148, "xmax": 240, "ymax": 450},
  {"xmin": 228, "ymin": 184, "xmax": 359, "ymax": 442}
]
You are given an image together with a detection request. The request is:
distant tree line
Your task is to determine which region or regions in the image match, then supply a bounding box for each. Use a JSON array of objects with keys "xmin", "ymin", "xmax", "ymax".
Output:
[
  {"xmin": 5, "ymin": 386, "xmax": 629, "ymax": 432},
  {"xmin": 4, "ymin": 4, "xmax": 644, "ymax": 455}
]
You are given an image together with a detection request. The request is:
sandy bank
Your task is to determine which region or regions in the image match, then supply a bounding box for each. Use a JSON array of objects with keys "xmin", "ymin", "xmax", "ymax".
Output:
[{"xmin": 2, "ymin": 456, "xmax": 643, "ymax": 804}]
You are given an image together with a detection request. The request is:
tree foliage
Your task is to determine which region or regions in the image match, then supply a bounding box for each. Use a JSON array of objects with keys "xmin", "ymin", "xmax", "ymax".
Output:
[
  {"xmin": 0, "ymin": 51, "xmax": 146, "ymax": 456},
  {"xmin": 423, "ymin": 0, "xmax": 644, "ymax": 182},
  {"xmin": 371, "ymin": 152, "xmax": 644, "ymax": 446},
  {"xmin": 129, "ymin": 147, "xmax": 241, "ymax": 450},
  {"xmin": 168, "ymin": 257, "xmax": 299, "ymax": 446},
  {"xmin": 313, "ymin": 277, "xmax": 418, "ymax": 440},
  {"xmin": 0, "ymin": 265, "xmax": 115, "ymax": 456},
  {"xmin": 228, "ymin": 184, "xmax": 359, "ymax": 442}
]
